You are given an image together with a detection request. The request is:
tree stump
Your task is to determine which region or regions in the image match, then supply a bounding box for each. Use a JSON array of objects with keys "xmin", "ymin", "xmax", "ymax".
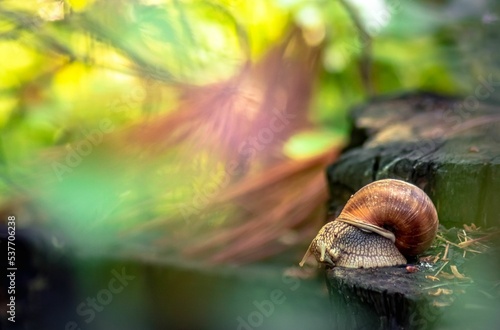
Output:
[
  {"xmin": 327, "ymin": 92, "xmax": 500, "ymax": 228},
  {"xmin": 324, "ymin": 92, "xmax": 500, "ymax": 329}
]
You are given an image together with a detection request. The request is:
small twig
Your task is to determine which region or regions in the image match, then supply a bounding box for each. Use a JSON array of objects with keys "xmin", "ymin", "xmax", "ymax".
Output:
[
  {"xmin": 463, "ymin": 248, "xmax": 482, "ymax": 254},
  {"xmin": 436, "ymin": 235, "xmax": 462, "ymax": 248},
  {"xmin": 432, "ymin": 252, "xmax": 442, "ymax": 264},
  {"xmin": 442, "ymin": 243, "xmax": 450, "ymax": 261},
  {"xmin": 460, "ymin": 230, "xmax": 467, "ymax": 258},
  {"xmin": 450, "ymin": 265, "xmax": 470, "ymax": 280},
  {"xmin": 458, "ymin": 231, "xmax": 500, "ymax": 248}
]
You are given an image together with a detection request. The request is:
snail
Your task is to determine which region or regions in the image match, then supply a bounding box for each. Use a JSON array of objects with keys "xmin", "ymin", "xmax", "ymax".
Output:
[{"xmin": 299, "ymin": 179, "xmax": 439, "ymax": 268}]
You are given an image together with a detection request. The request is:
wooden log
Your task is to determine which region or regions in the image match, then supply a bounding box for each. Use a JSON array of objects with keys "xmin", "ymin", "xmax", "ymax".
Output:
[
  {"xmin": 327, "ymin": 92, "xmax": 500, "ymax": 228},
  {"xmin": 324, "ymin": 92, "xmax": 500, "ymax": 329}
]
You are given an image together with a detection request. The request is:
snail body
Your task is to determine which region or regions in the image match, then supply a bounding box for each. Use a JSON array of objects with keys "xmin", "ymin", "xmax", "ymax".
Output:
[{"xmin": 300, "ymin": 179, "xmax": 439, "ymax": 268}]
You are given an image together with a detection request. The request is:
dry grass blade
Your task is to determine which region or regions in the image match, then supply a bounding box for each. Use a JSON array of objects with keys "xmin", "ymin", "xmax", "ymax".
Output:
[
  {"xmin": 434, "ymin": 261, "xmax": 449, "ymax": 277},
  {"xmin": 428, "ymin": 224, "xmax": 499, "ymax": 284}
]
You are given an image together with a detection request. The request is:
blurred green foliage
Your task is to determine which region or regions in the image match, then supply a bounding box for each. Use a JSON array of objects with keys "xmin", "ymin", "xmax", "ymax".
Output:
[{"xmin": 1, "ymin": 0, "xmax": 499, "ymax": 250}]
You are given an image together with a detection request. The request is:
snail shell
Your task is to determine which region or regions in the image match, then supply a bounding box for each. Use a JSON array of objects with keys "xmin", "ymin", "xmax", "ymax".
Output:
[{"xmin": 300, "ymin": 179, "xmax": 439, "ymax": 268}]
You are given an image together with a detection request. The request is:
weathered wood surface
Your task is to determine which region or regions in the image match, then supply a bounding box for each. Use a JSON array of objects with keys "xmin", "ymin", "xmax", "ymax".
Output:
[
  {"xmin": 327, "ymin": 92, "xmax": 500, "ymax": 228},
  {"xmin": 327, "ymin": 266, "xmax": 444, "ymax": 329},
  {"xmin": 324, "ymin": 92, "xmax": 500, "ymax": 329}
]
